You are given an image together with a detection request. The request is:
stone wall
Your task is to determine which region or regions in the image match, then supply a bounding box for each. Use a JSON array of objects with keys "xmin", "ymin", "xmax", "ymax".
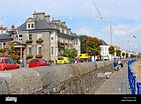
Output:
[{"xmin": 0, "ymin": 61, "xmax": 114, "ymax": 94}]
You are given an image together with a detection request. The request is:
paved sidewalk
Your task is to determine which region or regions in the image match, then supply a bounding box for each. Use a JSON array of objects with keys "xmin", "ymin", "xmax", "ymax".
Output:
[{"xmin": 94, "ymin": 63, "xmax": 131, "ymax": 94}]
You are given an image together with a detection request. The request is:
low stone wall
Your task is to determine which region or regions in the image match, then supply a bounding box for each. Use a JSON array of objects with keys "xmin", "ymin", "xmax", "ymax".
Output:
[{"xmin": 0, "ymin": 60, "xmax": 114, "ymax": 94}]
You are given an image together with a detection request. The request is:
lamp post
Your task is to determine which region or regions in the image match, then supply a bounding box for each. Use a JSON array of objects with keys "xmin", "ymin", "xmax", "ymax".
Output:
[
  {"xmin": 129, "ymin": 32, "xmax": 132, "ymax": 52},
  {"xmin": 101, "ymin": 17, "xmax": 113, "ymax": 45},
  {"xmin": 110, "ymin": 19, "xmax": 112, "ymax": 45},
  {"xmin": 92, "ymin": 0, "xmax": 95, "ymax": 37}
]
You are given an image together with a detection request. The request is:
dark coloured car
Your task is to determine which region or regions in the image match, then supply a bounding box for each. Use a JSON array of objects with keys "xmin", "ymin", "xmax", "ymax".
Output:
[
  {"xmin": 29, "ymin": 58, "xmax": 49, "ymax": 68},
  {"xmin": 0, "ymin": 57, "xmax": 19, "ymax": 71}
]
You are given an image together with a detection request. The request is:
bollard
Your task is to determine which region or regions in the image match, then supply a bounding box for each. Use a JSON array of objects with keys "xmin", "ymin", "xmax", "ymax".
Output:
[{"xmin": 137, "ymin": 82, "xmax": 141, "ymax": 94}]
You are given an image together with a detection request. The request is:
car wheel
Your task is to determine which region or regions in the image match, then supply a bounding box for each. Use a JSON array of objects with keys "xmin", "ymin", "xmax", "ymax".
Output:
[{"xmin": 3, "ymin": 68, "xmax": 7, "ymax": 71}]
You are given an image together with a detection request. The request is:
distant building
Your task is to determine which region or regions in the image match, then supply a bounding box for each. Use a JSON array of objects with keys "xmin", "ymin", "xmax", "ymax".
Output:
[
  {"xmin": 100, "ymin": 40, "xmax": 110, "ymax": 60},
  {"xmin": 0, "ymin": 25, "xmax": 8, "ymax": 34}
]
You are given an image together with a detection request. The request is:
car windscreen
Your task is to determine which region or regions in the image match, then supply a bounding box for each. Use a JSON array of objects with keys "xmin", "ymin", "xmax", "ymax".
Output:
[
  {"xmin": 40, "ymin": 59, "xmax": 47, "ymax": 62},
  {"xmin": 58, "ymin": 58, "xmax": 64, "ymax": 60},
  {"xmin": 30, "ymin": 59, "xmax": 39, "ymax": 62}
]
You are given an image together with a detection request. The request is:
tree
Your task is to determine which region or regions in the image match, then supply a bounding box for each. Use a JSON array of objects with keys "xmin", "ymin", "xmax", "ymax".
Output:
[
  {"xmin": 59, "ymin": 45, "xmax": 77, "ymax": 59},
  {"xmin": 8, "ymin": 42, "xmax": 20, "ymax": 61},
  {"xmin": 0, "ymin": 47, "xmax": 7, "ymax": 56},
  {"xmin": 126, "ymin": 53, "xmax": 129, "ymax": 58},
  {"xmin": 116, "ymin": 50, "xmax": 121, "ymax": 57},
  {"xmin": 79, "ymin": 35, "xmax": 90, "ymax": 53},
  {"xmin": 0, "ymin": 41, "xmax": 20, "ymax": 61},
  {"xmin": 86, "ymin": 37, "xmax": 102, "ymax": 56},
  {"xmin": 122, "ymin": 52, "xmax": 125, "ymax": 58},
  {"xmin": 108, "ymin": 46, "xmax": 115, "ymax": 55}
]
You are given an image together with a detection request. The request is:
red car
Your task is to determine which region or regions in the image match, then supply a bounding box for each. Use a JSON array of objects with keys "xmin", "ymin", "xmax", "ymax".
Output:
[
  {"xmin": 0, "ymin": 57, "xmax": 19, "ymax": 71},
  {"xmin": 29, "ymin": 58, "xmax": 49, "ymax": 68}
]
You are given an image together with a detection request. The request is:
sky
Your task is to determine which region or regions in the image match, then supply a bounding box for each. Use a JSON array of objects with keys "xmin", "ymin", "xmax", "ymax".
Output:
[{"xmin": 0, "ymin": 0, "xmax": 141, "ymax": 52}]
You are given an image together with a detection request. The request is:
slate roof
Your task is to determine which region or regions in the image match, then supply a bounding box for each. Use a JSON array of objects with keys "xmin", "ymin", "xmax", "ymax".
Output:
[
  {"xmin": 0, "ymin": 33, "xmax": 13, "ymax": 41},
  {"xmin": 18, "ymin": 19, "xmax": 54, "ymax": 31},
  {"xmin": 101, "ymin": 40, "xmax": 108, "ymax": 45},
  {"xmin": 35, "ymin": 19, "xmax": 52, "ymax": 30},
  {"xmin": 18, "ymin": 22, "xmax": 26, "ymax": 31},
  {"xmin": 18, "ymin": 17, "xmax": 80, "ymax": 39}
]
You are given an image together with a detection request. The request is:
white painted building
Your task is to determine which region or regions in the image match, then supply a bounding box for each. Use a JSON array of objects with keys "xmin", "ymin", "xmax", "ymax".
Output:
[
  {"xmin": 0, "ymin": 26, "xmax": 7, "ymax": 34},
  {"xmin": 100, "ymin": 40, "xmax": 111, "ymax": 60}
]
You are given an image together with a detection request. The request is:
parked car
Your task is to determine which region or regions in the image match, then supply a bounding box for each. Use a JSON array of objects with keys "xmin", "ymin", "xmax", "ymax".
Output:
[
  {"xmin": 29, "ymin": 58, "xmax": 49, "ymax": 68},
  {"xmin": 0, "ymin": 57, "xmax": 19, "ymax": 71},
  {"xmin": 79, "ymin": 53, "xmax": 89, "ymax": 62},
  {"xmin": 56, "ymin": 57, "xmax": 70, "ymax": 64}
]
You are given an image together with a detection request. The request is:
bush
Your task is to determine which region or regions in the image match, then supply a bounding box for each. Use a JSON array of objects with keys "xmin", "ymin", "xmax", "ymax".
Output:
[
  {"xmin": 36, "ymin": 38, "xmax": 43, "ymax": 43},
  {"xmin": 26, "ymin": 39, "xmax": 33, "ymax": 43},
  {"xmin": 10, "ymin": 54, "xmax": 20, "ymax": 61},
  {"xmin": 36, "ymin": 54, "xmax": 43, "ymax": 58},
  {"xmin": 26, "ymin": 54, "xmax": 33, "ymax": 60}
]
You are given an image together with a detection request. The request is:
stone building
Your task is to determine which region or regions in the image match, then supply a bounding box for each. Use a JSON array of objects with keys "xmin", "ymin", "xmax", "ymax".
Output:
[{"xmin": 16, "ymin": 11, "xmax": 80, "ymax": 63}]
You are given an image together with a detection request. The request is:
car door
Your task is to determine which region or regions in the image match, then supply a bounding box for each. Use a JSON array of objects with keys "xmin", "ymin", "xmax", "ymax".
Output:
[
  {"xmin": 40, "ymin": 59, "xmax": 48, "ymax": 66},
  {"xmin": 5, "ymin": 58, "xmax": 12, "ymax": 70},
  {"xmin": 29, "ymin": 59, "xmax": 40, "ymax": 67},
  {"xmin": 9, "ymin": 58, "xmax": 17, "ymax": 69}
]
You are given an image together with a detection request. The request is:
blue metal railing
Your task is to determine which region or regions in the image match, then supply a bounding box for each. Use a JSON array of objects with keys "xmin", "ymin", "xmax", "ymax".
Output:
[
  {"xmin": 128, "ymin": 59, "xmax": 141, "ymax": 94},
  {"xmin": 137, "ymin": 82, "xmax": 141, "ymax": 94}
]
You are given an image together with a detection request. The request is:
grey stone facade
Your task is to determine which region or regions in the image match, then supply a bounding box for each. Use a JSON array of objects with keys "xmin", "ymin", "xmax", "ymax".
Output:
[{"xmin": 17, "ymin": 11, "xmax": 81, "ymax": 62}]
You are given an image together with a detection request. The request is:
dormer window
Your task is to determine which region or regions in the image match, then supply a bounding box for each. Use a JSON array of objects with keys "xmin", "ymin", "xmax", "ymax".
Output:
[
  {"xmin": 31, "ymin": 24, "xmax": 34, "ymax": 28},
  {"xmin": 27, "ymin": 24, "xmax": 34, "ymax": 29},
  {"xmin": 26, "ymin": 18, "xmax": 35, "ymax": 29},
  {"xmin": 28, "ymin": 24, "xmax": 30, "ymax": 28}
]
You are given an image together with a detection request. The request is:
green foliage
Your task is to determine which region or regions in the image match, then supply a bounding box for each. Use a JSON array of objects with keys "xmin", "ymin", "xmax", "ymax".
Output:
[
  {"xmin": 116, "ymin": 50, "xmax": 121, "ymax": 57},
  {"xmin": 10, "ymin": 54, "xmax": 20, "ymax": 60},
  {"xmin": 36, "ymin": 54, "xmax": 43, "ymax": 58},
  {"xmin": 108, "ymin": 46, "xmax": 115, "ymax": 55},
  {"xmin": 62, "ymin": 48, "xmax": 77, "ymax": 59},
  {"xmin": 0, "ymin": 47, "xmax": 7, "ymax": 56},
  {"xmin": 126, "ymin": 53, "xmax": 129, "ymax": 58},
  {"xmin": 58, "ymin": 45, "xmax": 65, "ymax": 51},
  {"xmin": 36, "ymin": 38, "xmax": 43, "ymax": 43},
  {"xmin": 0, "ymin": 42, "xmax": 20, "ymax": 61},
  {"xmin": 86, "ymin": 37, "xmax": 102, "ymax": 56},
  {"xmin": 26, "ymin": 54, "xmax": 33, "ymax": 59},
  {"xmin": 79, "ymin": 35, "xmax": 90, "ymax": 53},
  {"xmin": 130, "ymin": 54, "xmax": 136, "ymax": 58},
  {"xmin": 122, "ymin": 52, "xmax": 125, "ymax": 57}
]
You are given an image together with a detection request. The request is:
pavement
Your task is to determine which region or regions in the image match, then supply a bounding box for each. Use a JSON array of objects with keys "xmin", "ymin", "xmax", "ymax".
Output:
[{"xmin": 94, "ymin": 63, "xmax": 131, "ymax": 94}]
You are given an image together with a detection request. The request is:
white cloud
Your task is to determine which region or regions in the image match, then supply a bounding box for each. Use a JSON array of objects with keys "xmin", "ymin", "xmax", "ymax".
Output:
[
  {"xmin": 1, "ymin": 0, "xmax": 141, "ymax": 52},
  {"xmin": 77, "ymin": 26, "xmax": 93, "ymax": 37}
]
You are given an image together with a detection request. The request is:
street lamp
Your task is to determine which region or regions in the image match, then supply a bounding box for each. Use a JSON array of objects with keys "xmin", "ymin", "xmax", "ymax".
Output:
[
  {"xmin": 101, "ymin": 17, "xmax": 113, "ymax": 45},
  {"xmin": 92, "ymin": 0, "xmax": 95, "ymax": 37},
  {"xmin": 110, "ymin": 20, "xmax": 112, "ymax": 45}
]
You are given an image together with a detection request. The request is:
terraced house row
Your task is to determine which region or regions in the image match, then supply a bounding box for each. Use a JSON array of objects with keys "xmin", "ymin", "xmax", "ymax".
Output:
[{"xmin": 0, "ymin": 11, "xmax": 81, "ymax": 63}]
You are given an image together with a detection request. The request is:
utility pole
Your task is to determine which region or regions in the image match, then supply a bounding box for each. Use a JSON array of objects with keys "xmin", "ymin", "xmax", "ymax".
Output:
[
  {"xmin": 130, "ymin": 32, "xmax": 132, "ymax": 52},
  {"xmin": 110, "ymin": 19, "xmax": 112, "ymax": 45},
  {"xmin": 92, "ymin": 0, "xmax": 95, "ymax": 37}
]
